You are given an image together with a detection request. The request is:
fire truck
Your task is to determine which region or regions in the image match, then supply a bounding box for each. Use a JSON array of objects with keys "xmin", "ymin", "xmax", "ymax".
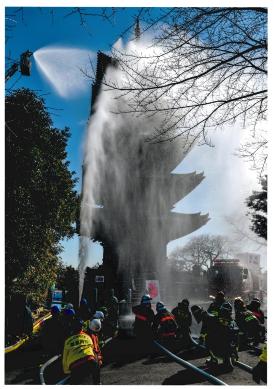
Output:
[{"xmin": 207, "ymin": 259, "xmax": 253, "ymax": 298}]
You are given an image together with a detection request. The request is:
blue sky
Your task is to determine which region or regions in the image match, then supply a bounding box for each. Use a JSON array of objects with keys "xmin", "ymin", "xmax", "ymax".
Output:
[
  {"xmin": 5, "ymin": 7, "xmax": 145, "ymax": 267},
  {"xmin": 5, "ymin": 7, "xmax": 266, "ymax": 269}
]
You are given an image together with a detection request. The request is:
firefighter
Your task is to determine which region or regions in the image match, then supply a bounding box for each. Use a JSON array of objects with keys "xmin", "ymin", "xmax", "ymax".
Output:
[
  {"xmin": 105, "ymin": 292, "xmax": 119, "ymax": 337},
  {"xmin": 200, "ymin": 291, "xmax": 226, "ymax": 344},
  {"xmin": 171, "ymin": 299, "xmax": 192, "ymax": 348},
  {"xmin": 234, "ymin": 297, "xmax": 264, "ymax": 346},
  {"xmin": 252, "ymin": 343, "xmax": 267, "ymax": 384},
  {"xmin": 76, "ymin": 298, "xmax": 92, "ymax": 330},
  {"xmin": 208, "ymin": 291, "xmax": 226, "ymax": 316},
  {"xmin": 191, "ymin": 303, "xmax": 239, "ymax": 371},
  {"xmin": 247, "ymin": 298, "xmax": 265, "ymax": 324},
  {"xmin": 87, "ymin": 318, "xmax": 103, "ymax": 377},
  {"xmin": 152, "ymin": 302, "xmax": 178, "ymax": 345},
  {"xmin": 97, "ymin": 307, "xmax": 109, "ymax": 340},
  {"xmin": 62, "ymin": 318, "xmax": 101, "ymax": 384},
  {"xmin": 40, "ymin": 305, "xmax": 63, "ymax": 355},
  {"xmin": 60, "ymin": 307, "xmax": 76, "ymax": 341},
  {"xmin": 93, "ymin": 311, "xmax": 105, "ymax": 345},
  {"xmin": 132, "ymin": 295, "xmax": 155, "ymax": 340}
]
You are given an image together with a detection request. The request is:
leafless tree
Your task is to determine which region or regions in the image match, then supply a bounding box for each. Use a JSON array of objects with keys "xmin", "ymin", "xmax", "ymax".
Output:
[
  {"xmin": 168, "ymin": 234, "xmax": 231, "ymax": 271},
  {"xmin": 224, "ymin": 213, "xmax": 266, "ymax": 250},
  {"xmin": 101, "ymin": 8, "xmax": 267, "ymax": 171},
  {"xmin": 236, "ymin": 126, "xmax": 267, "ymax": 176},
  {"xmin": 168, "ymin": 247, "xmax": 193, "ymax": 272}
]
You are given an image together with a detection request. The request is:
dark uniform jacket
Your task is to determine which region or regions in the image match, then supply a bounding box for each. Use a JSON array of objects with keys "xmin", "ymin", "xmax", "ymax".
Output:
[
  {"xmin": 203, "ymin": 313, "xmax": 239, "ymax": 358},
  {"xmin": 132, "ymin": 304, "xmax": 155, "ymax": 338},
  {"xmin": 171, "ymin": 306, "xmax": 192, "ymax": 331},
  {"xmin": 152, "ymin": 310, "xmax": 178, "ymax": 339}
]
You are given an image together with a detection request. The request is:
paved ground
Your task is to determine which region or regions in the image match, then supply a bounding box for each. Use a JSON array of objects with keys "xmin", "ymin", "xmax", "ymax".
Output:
[
  {"xmin": 5, "ymin": 299, "xmax": 267, "ymax": 385},
  {"xmin": 100, "ymin": 337, "xmax": 261, "ymax": 385},
  {"xmin": 5, "ymin": 334, "xmax": 265, "ymax": 385}
]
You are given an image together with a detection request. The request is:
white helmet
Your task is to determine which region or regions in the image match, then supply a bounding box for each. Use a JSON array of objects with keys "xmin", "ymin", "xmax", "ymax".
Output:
[
  {"xmin": 89, "ymin": 318, "xmax": 101, "ymax": 332},
  {"xmin": 93, "ymin": 311, "xmax": 104, "ymax": 321}
]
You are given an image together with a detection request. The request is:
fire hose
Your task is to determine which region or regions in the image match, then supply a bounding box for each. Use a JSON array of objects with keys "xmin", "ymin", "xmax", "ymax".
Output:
[
  {"xmin": 153, "ymin": 340, "xmax": 228, "ymax": 385},
  {"xmin": 5, "ymin": 312, "xmax": 52, "ymax": 354},
  {"xmin": 40, "ymin": 355, "xmax": 61, "ymax": 385}
]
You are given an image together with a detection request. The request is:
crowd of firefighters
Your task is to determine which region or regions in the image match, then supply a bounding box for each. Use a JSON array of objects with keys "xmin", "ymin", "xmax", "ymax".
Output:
[
  {"xmin": 18, "ymin": 290, "xmax": 267, "ymax": 385},
  {"xmin": 40, "ymin": 292, "xmax": 120, "ymax": 384},
  {"xmin": 132, "ymin": 291, "xmax": 267, "ymax": 384}
]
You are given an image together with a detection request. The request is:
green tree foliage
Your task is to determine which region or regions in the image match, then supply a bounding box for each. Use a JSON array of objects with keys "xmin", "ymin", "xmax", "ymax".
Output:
[
  {"xmin": 6, "ymin": 88, "xmax": 79, "ymax": 305},
  {"xmin": 246, "ymin": 175, "xmax": 267, "ymax": 240}
]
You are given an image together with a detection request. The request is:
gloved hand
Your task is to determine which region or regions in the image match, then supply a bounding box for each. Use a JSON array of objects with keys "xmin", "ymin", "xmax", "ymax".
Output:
[{"xmin": 199, "ymin": 333, "xmax": 206, "ymax": 345}]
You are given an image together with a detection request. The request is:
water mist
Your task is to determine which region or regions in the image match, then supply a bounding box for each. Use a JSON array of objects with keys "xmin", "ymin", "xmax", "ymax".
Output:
[
  {"xmin": 78, "ymin": 38, "xmax": 209, "ymax": 302},
  {"xmin": 34, "ymin": 46, "xmax": 94, "ymax": 98}
]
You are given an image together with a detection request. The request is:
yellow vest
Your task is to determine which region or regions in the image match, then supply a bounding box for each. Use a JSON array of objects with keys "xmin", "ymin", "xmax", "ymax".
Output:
[
  {"xmin": 62, "ymin": 331, "xmax": 95, "ymax": 374},
  {"xmin": 259, "ymin": 344, "xmax": 267, "ymax": 363}
]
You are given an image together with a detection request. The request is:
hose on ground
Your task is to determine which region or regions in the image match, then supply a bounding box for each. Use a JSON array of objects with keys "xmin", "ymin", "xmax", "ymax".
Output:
[
  {"xmin": 40, "ymin": 354, "xmax": 61, "ymax": 385},
  {"xmin": 153, "ymin": 340, "xmax": 228, "ymax": 385}
]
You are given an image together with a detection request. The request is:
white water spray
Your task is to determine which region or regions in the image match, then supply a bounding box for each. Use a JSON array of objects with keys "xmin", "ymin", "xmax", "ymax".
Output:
[
  {"xmin": 78, "ymin": 36, "xmax": 206, "ymax": 301},
  {"xmin": 78, "ymin": 31, "xmax": 263, "ymax": 301},
  {"xmin": 34, "ymin": 46, "xmax": 95, "ymax": 98}
]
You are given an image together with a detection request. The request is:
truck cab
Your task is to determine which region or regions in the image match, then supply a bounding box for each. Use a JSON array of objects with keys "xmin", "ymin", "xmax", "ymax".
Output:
[{"xmin": 207, "ymin": 259, "xmax": 249, "ymax": 297}]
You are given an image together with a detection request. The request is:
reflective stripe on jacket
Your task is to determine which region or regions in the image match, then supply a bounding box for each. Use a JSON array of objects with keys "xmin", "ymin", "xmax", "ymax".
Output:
[
  {"xmin": 90, "ymin": 333, "xmax": 103, "ymax": 366},
  {"xmin": 135, "ymin": 313, "xmax": 148, "ymax": 321}
]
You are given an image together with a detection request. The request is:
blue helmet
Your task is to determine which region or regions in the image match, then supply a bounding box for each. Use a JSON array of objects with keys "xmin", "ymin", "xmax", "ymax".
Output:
[
  {"xmin": 141, "ymin": 294, "xmax": 152, "ymax": 305},
  {"xmin": 51, "ymin": 305, "xmax": 60, "ymax": 315},
  {"xmin": 156, "ymin": 301, "xmax": 166, "ymax": 312},
  {"xmin": 63, "ymin": 308, "xmax": 75, "ymax": 316},
  {"xmin": 80, "ymin": 298, "xmax": 88, "ymax": 306}
]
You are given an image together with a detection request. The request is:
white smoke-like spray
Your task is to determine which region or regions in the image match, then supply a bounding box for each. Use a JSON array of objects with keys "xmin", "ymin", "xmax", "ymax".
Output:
[
  {"xmin": 78, "ymin": 35, "xmax": 207, "ymax": 301},
  {"xmin": 78, "ymin": 32, "xmax": 266, "ymax": 300},
  {"xmin": 34, "ymin": 46, "xmax": 94, "ymax": 98}
]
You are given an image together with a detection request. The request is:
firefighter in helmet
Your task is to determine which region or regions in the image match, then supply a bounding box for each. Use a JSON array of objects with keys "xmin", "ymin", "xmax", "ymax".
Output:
[
  {"xmin": 171, "ymin": 299, "xmax": 192, "ymax": 348},
  {"xmin": 191, "ymin": 303, "xmax": 239, "ymax": 371},
  {"xmin": 152, "ymin": 302, "xmax": 178, "ymax": 346},
  {"xmin": 62, "ymin": 318, "xmax": 100, "ymax": 384},
  {"xmin": 132, "ymin": 294, "xmax": 155, "ymax": 340},
  {"xmin": 234, "ymin": 297, "xmax": 264, "ymax": 346},
  {"xmin": 200, "ymin": 291, "xmax": 226, "ymax": 344},
  {"xmin": 247, "ymin": 298, "xmax": 265, "ymax": 324}
]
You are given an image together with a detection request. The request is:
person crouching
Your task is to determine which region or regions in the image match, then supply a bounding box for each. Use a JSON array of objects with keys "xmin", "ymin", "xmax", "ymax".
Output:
[
  {"xmin": 62, "ymin": 318, "xmax": 100, "ymax": 384},
  {"xmin": 87, "ymin": 318, "xmax": 103, "ymax": 376},
  {"xmin": 152, "ymin": 302, "xmax": 178, "ymax": 348}
]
